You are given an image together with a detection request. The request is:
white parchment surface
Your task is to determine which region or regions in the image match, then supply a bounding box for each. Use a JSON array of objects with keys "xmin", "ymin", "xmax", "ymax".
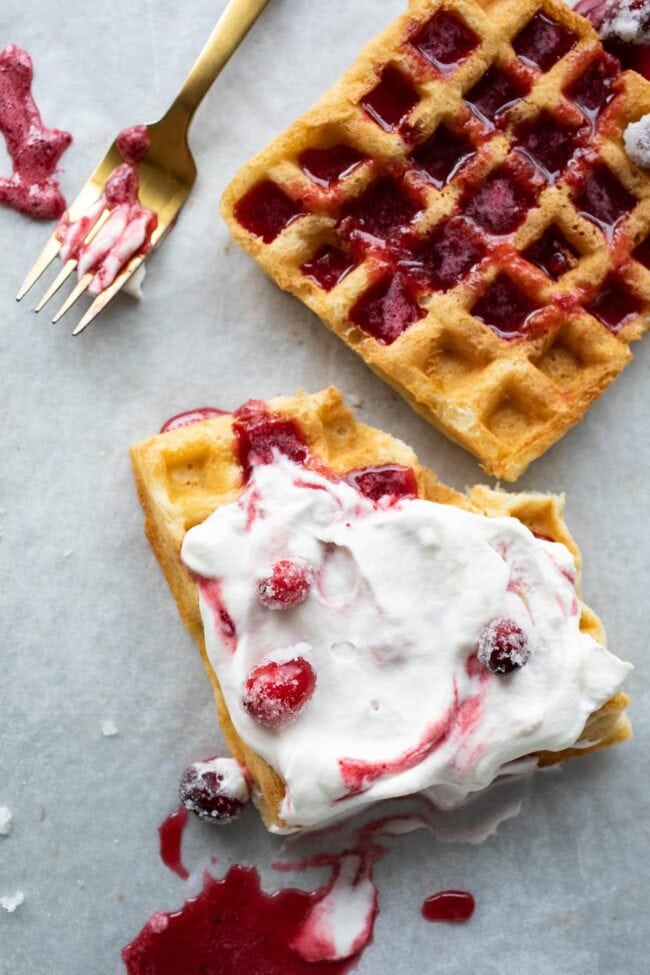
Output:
[{"xmin": 1, "ymin": 1, "xmax": 649, "ymax": 972}]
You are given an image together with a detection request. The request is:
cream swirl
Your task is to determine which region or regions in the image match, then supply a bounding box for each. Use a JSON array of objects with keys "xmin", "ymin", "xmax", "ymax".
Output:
[{"xmin": 181, "ymin": 456, "xmax": 631, "ymax": 830}]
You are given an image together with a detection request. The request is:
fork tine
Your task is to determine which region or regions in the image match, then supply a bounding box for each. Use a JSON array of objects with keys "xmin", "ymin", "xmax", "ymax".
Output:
[
  {"xmin": 72, "ymin": 254, "xmax": 148, "ymax": 336},
  {"xmin": 34, "ymin": 261, "xmax": 77, "ymax": 312},
  {"xmin": 52, "ymin": 274, "xmax": 93, "ymax": 324},
  {"xmin": 16, "ymin": 235, "xmax": 62, "ymax": 301}
]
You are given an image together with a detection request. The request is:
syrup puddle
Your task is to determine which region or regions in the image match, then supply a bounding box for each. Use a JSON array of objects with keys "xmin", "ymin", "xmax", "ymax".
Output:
[{"xmin": 127, "ymin": 765, "xmax": 536, "ymax": 972}]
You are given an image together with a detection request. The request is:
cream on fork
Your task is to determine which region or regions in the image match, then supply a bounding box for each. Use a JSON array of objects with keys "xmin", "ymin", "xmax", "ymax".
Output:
[{"xmin": 16, "ymin": 0, "xmax": 271, "ymax": 335}]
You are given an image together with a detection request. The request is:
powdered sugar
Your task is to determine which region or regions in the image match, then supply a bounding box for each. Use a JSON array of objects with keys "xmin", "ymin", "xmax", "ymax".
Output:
[
  {"xmin": 0, "ymin": 805, "xmax": 13, "ymax": 835},
  {"xmin": 0, "ymin": 891, "xmax": 24, "ymax": 913},
  {"xmin": 624, "ymin": 114, "xmax": 650, "ymax": 166}
]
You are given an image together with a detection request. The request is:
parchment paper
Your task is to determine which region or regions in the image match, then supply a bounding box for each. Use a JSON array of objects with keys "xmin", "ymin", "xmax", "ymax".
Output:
[{"xmin": 1, "ymin": 1, "xmax": 648, "ymax": 972}]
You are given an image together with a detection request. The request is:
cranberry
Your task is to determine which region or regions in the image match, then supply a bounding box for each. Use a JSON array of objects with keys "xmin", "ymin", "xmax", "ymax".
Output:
[
  {"xmin": 179, "ymin": 759, "xmax": 248, "ymax": 824},
  {"xmin": 477, "ymin": 618, "xmax": 531, "ymax": 675},
  {"xmin": 258, "ymin": 559, "xmax": 312, "ymax": 609},
  {"xmin": 242, "ymin": 656, "xmax": 317, "ymax": 728}
]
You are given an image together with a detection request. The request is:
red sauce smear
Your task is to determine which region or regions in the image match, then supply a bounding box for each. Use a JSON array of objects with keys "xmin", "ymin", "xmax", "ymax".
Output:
[
  {"xmin": 0, "ymin": 45, "xmax": 72, "ymax": 219},
  {"xmin": 160, "ymin": 407, "xmax": 228, "ymax": 433},
  {"xmin": 122, "ymin": 864, "xmax": 372, "ymax": 975},
  {"xmin": 422, "ymin": 889, "xmax": 476, "ymax": 923},
  {"xmin": 55, "ymin": 124, "xmax": 156, "ymax": 295},
  {"xmin": 158, "ymin": 805, "xmax": 190, "ymax": 881}
]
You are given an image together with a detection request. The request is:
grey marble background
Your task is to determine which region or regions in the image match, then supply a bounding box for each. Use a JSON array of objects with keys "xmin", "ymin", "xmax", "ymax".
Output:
[{"xmin": 1, "ymin": 1, "xmax": 648, "ymax": 972}]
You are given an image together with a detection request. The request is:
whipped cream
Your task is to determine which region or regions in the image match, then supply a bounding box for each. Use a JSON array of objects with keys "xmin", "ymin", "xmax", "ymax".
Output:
[{"xmin": 182, "ymin": 457, "xmax": 631, "ymax": 830}]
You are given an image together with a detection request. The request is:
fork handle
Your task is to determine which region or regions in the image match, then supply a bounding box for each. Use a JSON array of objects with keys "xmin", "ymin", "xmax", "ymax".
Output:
[{"xmin": 173, "ymin": 0, "xmax": 272, "ymax": 120}]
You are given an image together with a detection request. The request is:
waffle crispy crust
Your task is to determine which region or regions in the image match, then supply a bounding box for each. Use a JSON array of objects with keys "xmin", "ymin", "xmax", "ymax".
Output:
[
  {"xmin": 221, "ymin": 0, "xmax": 650, "ymax": 481},
  {"xmin": 130, "ymin": 388, "xmax": 630, "ymax": 830}
]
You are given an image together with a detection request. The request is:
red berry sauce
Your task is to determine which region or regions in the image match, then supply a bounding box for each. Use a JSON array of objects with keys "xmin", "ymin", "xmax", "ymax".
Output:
[
  {"xmin": 344, "ymin": 464, "xmax": 418, "ymax": 503},
  {"xmin": 461, "ymin": 160, "xmax": 539, "ymax": 236},
  {"xmin": 160, "ymin": 407, "xmax": 228, "ymax": 433},
  {"xmin": 0, "ymin": 45, "xmax": 72, "ymax": 219},
  {"xmin": 115, "ymin": 124, "xmax": 150, "ymax": 165},
  {"xmin": 513, "ymin": 12, "xmax": 577, "ymax": 72},
  {"xmin": 464, "ymin": 65, "xmax": 531, "ymax": 126},
  {"xmin": 243, "ymin": 656, "xmax": 317, "ymax": 728},
  {"xmin": 258, "ymin": 559, "xmax": 313, "ymax": 610},
  {"xmin": 299, "ymin": 145, "xmax": 366, "ymax": 187},
  {"xmin": 122, "ymin": 865, "xmax": 369, "ymax": 975},
  {"xmin": 565, "ymin": 51, "xmax": 621, "ymax": 118},
  {"xmin": 234, "ymin": 180, "xmax": 305, "ymax": 243},
  {"xmin": 585, "ymin": 272, "xmax": 642, "ymax": 331},
  {"xmin": 158, "ymin": 805, "xmax": 190, "ymax": 881},
  {"xmin": 301, "ymin": 245, "xmax": 356, "ymax": 291},
  {"xmin": 633, "ymin": 234, "xmax": 650, "ymax": 268},
  {"xmin": 233, "ymin": 401, "xmax": 309, "ymax": 482},
  {"xmin": 350, "ymin": 273, "xmax": 425, "ymax": 344},
  {"xmin": 571, "ymin": 163, "xmax": 637, "ymax": 235},
  {"xmin": 196, "ymin": 578, "xmax": 238, "ymax": 652},
  {"xmin": 411, "ymin": 9, "xmax": 480, "ymax": 71},
  {"xmin": 361, "ymin": 65, "xmax": 419, "ymax": 133},
  {"xmin": 523, "ymin": 225, "xmax": 580, "ymax": 280},
  {"xmin": 422, "ymin": 889, "xmax": 475, "ymax": 923},
  {"xmin": 472, "ymin": 274, "xmax": 542, "ymax": 338},
  {"xmin": 409, "ymin": 125, "xmax": 476, "ymax": 187},
  {"xmin": 403, "ymin": 216, "xmax": 486, "ymax": 292},
  {"xmin": 514, "ymin": 112, "xmax": 587, "ymax": 181},
  {"xmin": 341, "ymin": 177, "xmax": 421, "ymax": 245}
]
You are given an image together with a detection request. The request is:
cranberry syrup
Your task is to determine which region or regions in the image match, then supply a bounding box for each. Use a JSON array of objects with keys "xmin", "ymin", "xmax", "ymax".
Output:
[
  {"xmin": 158, "ymin": 806, "xmax": 190, "ymax": 881},
  {"xmin": 160, "ymin": 407, "xmax": 228, "ymax": 433},
  {"xmin": 422, "ymin": 889, "xmax": 476, "ymax": 923},
  {"xmin": 122, "ymin": 863, "xmax": 375, "ymax": 975},
  {"xmin": 0, "ymin": 45, "xmax": 72, "ymax": 219}
]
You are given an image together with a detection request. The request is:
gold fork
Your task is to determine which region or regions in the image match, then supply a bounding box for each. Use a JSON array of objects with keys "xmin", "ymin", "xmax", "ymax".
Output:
[{"xmin": 16, "ymin": 0, "xmax": 271, "ymax": 335}]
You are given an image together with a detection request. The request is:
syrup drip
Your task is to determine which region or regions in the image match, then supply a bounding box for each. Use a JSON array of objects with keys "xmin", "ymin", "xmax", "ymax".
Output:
[
  {"xmin": 0, "ymin": 45, "xmax": 72, "ymax": 219},
  {"xmin": 158, "ymin": 805, "xmax": 189, "ymax": 881},
  {"xmin": 422, "ymin": 889, "xmax": 475, "ymax": 923}
]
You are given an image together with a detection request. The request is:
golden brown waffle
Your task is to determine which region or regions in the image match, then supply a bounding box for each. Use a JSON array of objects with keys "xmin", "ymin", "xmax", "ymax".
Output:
[
  {"xmin": 221, "ymin": 0, "xmax": 650, "ymax": 481},
  {"xmin": 130, "ymin": 388, "xmax": 630, "ymax": 830}
]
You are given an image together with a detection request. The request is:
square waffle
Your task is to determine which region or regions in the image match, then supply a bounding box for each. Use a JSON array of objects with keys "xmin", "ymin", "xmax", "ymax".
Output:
[
  {"xmin": 221, "ymin": 0, "xmax": 650, "ymax": 482},
  {"xmin": 130, "ymin": 387, "xmax": 631, "ymax": 830}
]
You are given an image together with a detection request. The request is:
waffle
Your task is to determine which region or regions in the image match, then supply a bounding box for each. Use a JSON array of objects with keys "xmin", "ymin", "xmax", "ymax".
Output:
[
  {"xmin": 130, "ymin": 387, "xmax": 631, "ymax": 831},
  {"xmin": 221, "ymin": 0, "xmax": 650, "ymax": 481}
]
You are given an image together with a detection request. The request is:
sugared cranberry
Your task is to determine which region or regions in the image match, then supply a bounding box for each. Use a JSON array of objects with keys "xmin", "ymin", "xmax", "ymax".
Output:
[
  {"xmin": 258, "ymin": 559, "xmax": 312, "ymax": 610},
  {"xmin": 179, "ymin": 758, "xmax": 249, "ymax": 824},
  {"xmin": 513, "ymin": 12, "xmax": 577, "ymax": 73},
  {"xmin": 477, "ymin": 618, "xmax": 531, "ymax": 675},
  {"xmin": 243, "ymin": 655, "xmax": 317, "ymax": 728}
]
